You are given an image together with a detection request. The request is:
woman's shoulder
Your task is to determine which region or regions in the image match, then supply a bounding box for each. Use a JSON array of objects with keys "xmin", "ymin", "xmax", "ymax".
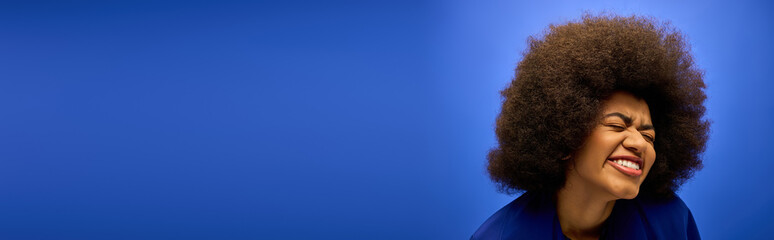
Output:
[
  {"xmin": 470, "ymin": 192, "xmax": 561, "ymax": 240},
  {"xmin": 470, "ymin": 193, "xmax": 530, "ymax": 240},
  {"xmin": 606, "ymin": 193, "xmax": 701, "ymax": 239},
  {"xmin": 633, "ymin": 193, "xmax": 693, "ymax": 218},
  {"xmin": 632, "ymin": 194, "xmax": 701, "ymax": 238}
]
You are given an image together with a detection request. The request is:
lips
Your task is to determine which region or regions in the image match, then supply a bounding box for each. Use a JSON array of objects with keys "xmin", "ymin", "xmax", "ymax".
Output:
[{"xmin": 607, "ymin": 155, "xmax": 643, "ymax": 177}]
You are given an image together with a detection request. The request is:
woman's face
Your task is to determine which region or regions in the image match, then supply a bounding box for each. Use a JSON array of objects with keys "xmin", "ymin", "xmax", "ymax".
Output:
[{"xmin": 568, "ymin": 91, "xmax": 656, "ymax": 200}]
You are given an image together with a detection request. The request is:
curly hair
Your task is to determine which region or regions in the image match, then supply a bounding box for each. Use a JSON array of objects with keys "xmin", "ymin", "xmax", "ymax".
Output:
[{"xmin": 487, "ymin": 13, "xmax": 709, "ymax": 198}]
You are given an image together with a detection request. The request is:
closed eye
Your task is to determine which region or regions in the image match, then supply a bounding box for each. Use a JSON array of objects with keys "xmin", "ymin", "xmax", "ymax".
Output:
[
  {"xmin": 609, "ymin": 124, "xmax": 655, "ymax": 142},
  {"xmin": 606, "ymin": 124, "xmax": 626, "ymax": 130},
  {"xmin": 641, "ymin": 133, "xmax": 655, "ymax": 142}
]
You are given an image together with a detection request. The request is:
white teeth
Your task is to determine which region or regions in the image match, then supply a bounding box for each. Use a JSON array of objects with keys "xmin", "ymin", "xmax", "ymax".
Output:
[{"xmin": 612, "ymin": 159, "xmax": 640, "ymax": 170}]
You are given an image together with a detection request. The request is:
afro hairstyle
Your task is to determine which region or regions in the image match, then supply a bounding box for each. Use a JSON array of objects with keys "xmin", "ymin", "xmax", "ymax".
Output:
[{"xmin": 487, "ymin": 13, "xmax": 710, "ymax": 198}]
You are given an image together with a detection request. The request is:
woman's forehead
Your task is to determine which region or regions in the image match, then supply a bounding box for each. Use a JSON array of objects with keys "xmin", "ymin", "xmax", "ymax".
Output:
[{"xmin": 601, "ymin": 92, "xmax": 652, "ymax": 123}]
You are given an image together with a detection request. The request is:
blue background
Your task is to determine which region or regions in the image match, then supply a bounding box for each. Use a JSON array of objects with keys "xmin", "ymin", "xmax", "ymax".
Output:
[{"xmin": 1, "ymin": 0, "xmax": 772, "ymax": 239}]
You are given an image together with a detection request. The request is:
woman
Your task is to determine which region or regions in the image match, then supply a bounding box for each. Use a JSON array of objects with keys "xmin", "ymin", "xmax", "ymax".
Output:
[{"xmin": 472, "ymin": 14, "xmax": 708, "ymax": 240}]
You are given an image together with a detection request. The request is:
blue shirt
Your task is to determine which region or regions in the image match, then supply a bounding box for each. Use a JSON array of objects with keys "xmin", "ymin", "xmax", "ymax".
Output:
[{"xmin": 471, "ymin": 192, "xmax": 700, "ymax": 240}]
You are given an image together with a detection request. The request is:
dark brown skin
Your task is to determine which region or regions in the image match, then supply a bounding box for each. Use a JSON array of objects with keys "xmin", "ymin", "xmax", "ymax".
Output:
[{"xmin": 487, "ymin": 13, "xmax": 709, "ymax": 199}]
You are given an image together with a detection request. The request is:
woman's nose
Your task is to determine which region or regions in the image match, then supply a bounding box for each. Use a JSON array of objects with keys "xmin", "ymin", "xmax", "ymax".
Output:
[{"xmin": 622, "ymin": 131, "xmax": 648, "ymax": 154}]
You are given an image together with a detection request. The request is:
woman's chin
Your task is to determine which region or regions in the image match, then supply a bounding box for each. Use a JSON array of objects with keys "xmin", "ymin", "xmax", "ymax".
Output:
[
  {"xmin": 608, "ymin": 184, "xmax": 640, "ymax": 200},
  {"xmin": 617, "ymin": 191, "xmax": 639, "ymax": 200}
]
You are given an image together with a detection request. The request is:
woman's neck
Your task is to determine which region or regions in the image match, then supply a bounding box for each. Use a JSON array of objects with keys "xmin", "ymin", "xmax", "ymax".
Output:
[{"xmin": 556, "ymin": 183, "xmax": 616, "ymax": 240}]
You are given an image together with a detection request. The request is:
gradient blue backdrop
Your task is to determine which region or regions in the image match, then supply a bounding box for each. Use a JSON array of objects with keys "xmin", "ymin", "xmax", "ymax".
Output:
[{"xmin": 1, "ymin": 1, "xmax": 772, "ymax": 239}]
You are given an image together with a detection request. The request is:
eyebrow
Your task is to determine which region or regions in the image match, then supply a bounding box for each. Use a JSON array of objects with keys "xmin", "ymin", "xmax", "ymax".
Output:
[{"xmin": 603, "ymin": 112, "xmax": 655, "ymax": 131}]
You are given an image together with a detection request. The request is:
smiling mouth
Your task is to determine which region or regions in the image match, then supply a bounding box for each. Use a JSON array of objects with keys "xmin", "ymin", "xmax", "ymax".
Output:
[
  {"xmin": 611, "ymin": 159, "xmax": 640, "ymax": 170},
  {"xmin": 607, "ymin": 158, "xmax": 643, "ymax": 177}
]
